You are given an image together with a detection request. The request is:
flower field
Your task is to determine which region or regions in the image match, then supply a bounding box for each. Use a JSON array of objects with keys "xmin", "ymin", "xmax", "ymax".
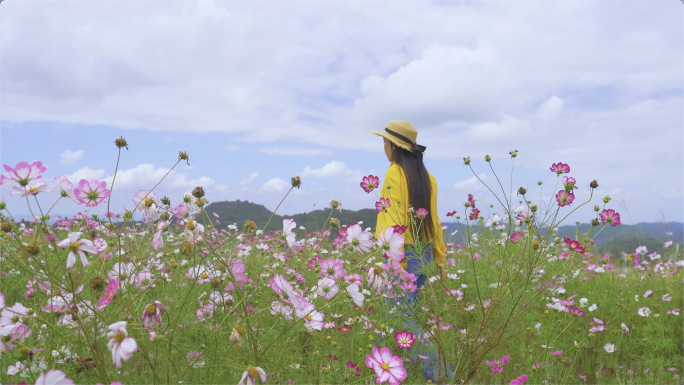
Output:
[{"xmin": 0, "ymin": 143, "xmax": 682, "ymax": 385}]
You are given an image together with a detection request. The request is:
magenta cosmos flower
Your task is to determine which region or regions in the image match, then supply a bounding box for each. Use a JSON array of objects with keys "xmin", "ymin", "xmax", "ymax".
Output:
[
  {"xmin": 141, "ymin": 301, "xmax": 163, "ymax": 330},
  {"xmin": 347, "ymin": 224, "xmax": 373, "ymax": 253},
  {"xmin": 0, "ymin": 161, "xmax": 47, "ymax": 186},
  {"xmin": 365, "ymin": 346, "xmax": 407, "ymax": 385},
  {"xmin": 550, "ymin": 162, "xmax": 570, "ymax": 175},
  {"xmin": 486, "ymin": 354, "xmax": 509, "ymax": 375},
  {"xmin": 74, "ymin": 179, "xmax": 111, "ymax": 207},
  {"xmin": 509, "ymin": 232, "xmax": 523, "ymax": 244},
  {"xmin": 319, "ymin": 258, "xmax": 347, "ymax": 280},
  {"xmin": 564, "ymin": 237, "xmax": 585, "ymax": 254},
  {"xmin": 238, "ymin": 366, "xmax": 267, "ymax": 385},
  {"xmin": 10, "ymin": 181, "xmax": 56, "ymax": 197},
  {"xmin": 360, "ymin": 175, "xmax": 380, "ymax": 194},
  {"xmin": 600, "ymin": 209, "xmax": 621, "ymax": 227},
  {"xmin": 34, "ymin": 369, "xmax": 74, "ymax": 385},
  {"xmin": 509, "ymin": 374, "xmax": 528, "ymax": 385},
  {"xmin": 56, "ymin": 175, "xmax": 80, "ymax": 204},
  {"xmin": 414, "ymin": 208, "xmax": 429, "ymax": 220},
  {"xmin": 375, "ymin": 198, "xmax": 391, "ymax": 213},
  {"xmin": 316, "ymin": 277, "xmax": 339, "ymax": 300},
  {"xmin": 96, "ymin": 278, "xmax": 119, "ymax": 311},
  {"xmin": 555, "ymin": 190, "xmax": 575, "ymax": 207},
  {"xmin": 57, "ymin": 232, "xmax": 99, "ymax": 269},
  {"xmin": 107, "ymin": 321, "xmax": 138, "ymax": 368},
  {"xmin": 394, "ymin": 330, "xmax": 415, "ymax": 350},
  {"xmin": 377, "ymin": 227, "xmax": 405, "ymax": 262}
]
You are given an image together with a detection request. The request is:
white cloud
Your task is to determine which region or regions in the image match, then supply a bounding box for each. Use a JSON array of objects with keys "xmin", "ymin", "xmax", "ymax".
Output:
[
  {"xmin": 59, "ymin": 149, "xmax": 84, "ymax": 165},
  {"xmin": 67, "ymin": 167, "xmax": 106, "ymax": 182},
  {"xmin": 453, "ymin": 173, "xmax": 487, "ymax": 192},
  {"xmin": 239, "ymin": 172, "xmax": 259, "ymax": 186},
  {"xmin": 226, "ymin": 145, "xmax": 241, "ymax": 151},
  {"xmin": 258, "ymin": 146, "xmax": 333, "ymax": 157},
  {"xmin": 67, "ymin": 164, "xmax": 215, "ymax": 192},
  {"xmin": 536, "ymin": 96, "xmax": 564, "ymax": 122},
  {"xmin": 258, "ymin": 178, "xmax": 288, "ymax": 194}
]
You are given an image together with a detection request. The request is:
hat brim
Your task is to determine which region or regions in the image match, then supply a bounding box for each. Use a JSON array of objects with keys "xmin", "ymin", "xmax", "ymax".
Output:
[{"xmin": 370, "ymin": 130, "xmax": 425, "ymax": 154}]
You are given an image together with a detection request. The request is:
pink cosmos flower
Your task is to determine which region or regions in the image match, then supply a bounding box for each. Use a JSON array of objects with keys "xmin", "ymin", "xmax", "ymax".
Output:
[
  {"xmin": 600, "ymin": 209, "xmax": 621, "ymax": 226},
  {"xmin": 133, "ymin": 190, "xmax": 160, "ymax": 222},
  {"xmin": 360, "ymin": 175, "xmax": 380, "ymax": 194},
  {"xmin": 663, "ymin": 240, "xmax": 673, "ymax": 248},
  {"xmin": 509, "ymin": 232, "xmax": 523, "ymax": 244},
  {"xmin": 347, "ymin": 224, "xmax": 373, "ymax": 253},
  {"xmin": 394, "ymin": 330, "xmax": 415, "ymax": 350},
  {"xmin": 152, "ymin": 221, "xmax": 168, "ymax": 251},
  {"xmin": 446, "ymin": 210, "xmax": 457, "ymax": 217},
  {"xmin": 283, "ymin": 219, "xmax": 297, "ymax": 249},
  {"xmin": 467, "ymin": 194, "xmax": 476, "ymax": 208},
  {"xmin": 196, "ymin": 304, "xmax": 214, "ymax": 322},
  {"xmin": 365, "ymin": 346, "xmax": 407, "ymax": 385},
  {"xmin": 510, "ymin": 374, "xmax": 528, "ymax": 385},
  {"xmin": 0, "ymin": 323, "xmax": 32, "ymax": 353},
  {"xmin": 446, "ymin": 289, "xmax": 464, "ymax": 301},
  {"xmin": 141, "ymin": 301, "xmax": 163, "ymax": 330},
  {"xmin": 296, "ymin": 302, "xmax": 324, "ymax": 331},
  {"xmin": 238, "ymin": 366, "xmax": 267, "ymax": 385},
  {"xmin": 346, "ymin": 284, "xmax": 365, "ymax": 307},
  {"xmin": 344, "ymin": 274, "xmax": 362, "ymax": 286},
  {"xmin": 367, "ymin": 263, "xmax": 387, "ymax": 292},
  {"xmin": 469, "ymin": 208, "xmax": 480, "ymax": 220},
  {"xmin": 347, "ymin": 361, "xmax": 361, "ymax": 376},
  {"xmin": 174, "ymin": 203, "xmax": 189, "ymax": 219},
  {"xmin": 589, "ymin": 325, "xmax": 605, "ymax": 332},
  {"xmin": 0, "ymin": 161, "xmax": 47, "ymax": 186},
  {"xmin": 269, "ymin": 274, "xmax": 300, "ymax": 307},
  {"xmin": 74, "ymin": 179, "xmax": 111, "ymax": 207},
  {"xmin": 561, "ymin": 176, "xmax": 578, "ymax": 191},
  {"xmin": 384, "ymin": 260, "xmax": 403, "ymax": 277},
  {"xmin": 34, "ymin": 369, "xmax": 74, "ymax": 385},
  {"xmin": 555, "ymin": 190, "xmax": 575, "ymax": 207},
  {"xmin": 621, "ymin": 323, "xmax": 630, "ymax": 334},
  {"xmin": 10, "ymin": 181, "xmax": 56, "ymax": 197},
  {"xmin": 57, "ymin": 232, "xmax": 99, "ymax": 269},
  {"xmin": 414, "ymin": 208, "xmax": 428, "ymax": 220},
  {"xmin": 317, "ymin": 277, "xmax": 339, "ymax": 300},
  {"xmin": 106, "ymin": 321, "xmax": 138, "ymax": 369},
  {"xmin": 320, "ymin": 258, "xmax": 347, "ymax": 280},
  {"xmin": 96, "ymin": 278, "xmax": 120, "ymax": 311},
  {"xmin": 486, "ymin": 355, "xmax": 509, "ymax": 375},
  {"xmin": 564, "ymin": 237, "xmax": 585, "ymax": 254},
  {"xmin": 56, "ymin": 175, "xmax": 81, "ymax": 204},
  {"xmin": 635, "ymin": 245, "xmax": 648, "ymax": 255},
  {"xmin": 637, "ymin": 307, "xmax": 651, "ymax": 317},
  {"xmin": 377, "ymin": 227, "xmax": 405, "ymax": 262},
  {"xmin": 375, "ymin": 198, "xmax": 391, "ymax": 213},
  {"xmin": 131, "ymin": 271, "xmax": 155, "ymax": 290},
  {"xmin": 550, "ymin": 162, "xmax": 570, "ymax": 175}
]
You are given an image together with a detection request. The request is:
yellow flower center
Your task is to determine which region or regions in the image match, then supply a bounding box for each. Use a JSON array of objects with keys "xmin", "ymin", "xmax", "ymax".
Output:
[
  {"xmin": 146, "ymin": 304, "xmax": 157, "ymax": 314},
  {"xmin": 401, "ymin": 338, "xmax": 407, "ymax": 344},
  {"xmin": 374, "ymin": 266, "xmax": 383, "ymax": 274},
  {"xmin": 69, "ymin": 242, "xmax": 80, "ymax": 251},
  {"xmin": 497, "ymin": 360, "xmax": 501, "ymax": 366},
  {"xmin": 305, "ymin": 315, "xmax": 313, "ymax": 321},
  {"xmin": 201, "ymin": 273, "xmax": 208, "ymax": 279},
  {"xmin": 114, "ymin": 333, "xmax": 126, "ymax": 343},
  {"xmin": 144, "ymin": 198, "xmax": 154, "ymax": 208},
  {"xmin": 248, "ymin": 367, "xmax": 258, "ymax": 378},
  {"xmin": 29, "ymin": 187, "xmax": 39, "ymax": 193},
  {"xmin": 381, "ymin": 363, "xmax": 390, "ymax": 371}
]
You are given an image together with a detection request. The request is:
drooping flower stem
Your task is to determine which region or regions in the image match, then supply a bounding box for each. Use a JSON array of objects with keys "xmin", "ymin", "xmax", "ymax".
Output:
[
  {"xmin": 262, "ymin": 186, "xmax": 294, "ymax": 232},
  {"xmin": 106, "ymin": 147, "xmax": 122, "ymax": 227},
  {"xmin": 468, "ymin": 165, "xmax": 507, "ymax": 211}
]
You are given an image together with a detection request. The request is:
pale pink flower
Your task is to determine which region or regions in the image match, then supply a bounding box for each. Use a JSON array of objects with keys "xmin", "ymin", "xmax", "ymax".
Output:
[
  {"xmin": 56, "ymin": 175, "xmax": 80, "ymax": 204},
  {"xmin": 196, "ymin": 304, "xmax": 214, "ymax": 322},
  {"xmin": 317, "ymin": 277, "xmax": 339, "ymax": 300},
  {"xmin": 394, "ymin": 330, "xmax": 415, "ymax": 349},
  {"xmin": 133, "ymin": 190, "xmax": 160, "ymax": 222},
  {"xmin": 384, "ymin": 260, "xmax": 403, "ymax": 277},
  {"xmin": 320, "ymin": 258, "xmax": 347, "ymax": 280},
  {"xmin": 365, "ymin": 346, "xmax": 407, "ymax": 385},
  {"xmin": 152, "ymin": 221, "xmax": 168, "ymax": 251},
  {"xmin": 604, "ymin": 343, "xmax": 615, "ymax": 353},
  {"xmin": 367, "ymin": 263, "xmax": 387, "ymax": 291},
  {"xmin": 589, "ymin": 324, "xmax": 606, "ymax": 332},
  {"xmin": 600, "ymin": 209, "xmax": 621, "ymax": 227},
  {"xmin": 347, "ymin": 224, "xmax": 373, "ymax": 253},
  {"xmin": 174, "ymin": 203, "xmax": 189, "ymax": 219},
  {"xmin": 141, "ymin": 301, "xmax": 163, "ymax": 330},
  {"xmin": 509, "ymin": 232, "xmax": 523, "ymax": 244},
  {"xmin": 663, "ymin": 240, "xmax": 673, "ymax": 248},
  {"xmin": 10, "ymin": 180, "xmax": 56, "ymax": 197},
  {"xmin": 74, "ymin": 179, "xmax": 111, "ymax": 207},
  {"xmin": 296, "ymin": 302, "xmax": 324, "ymax": 331},
  {"xmin": 269, "ymin": 273, "xmax": 300, "ymax": 307},
  {"xmin": 0, "ymin": 161, "xmax": 47, "ymax": 186},
  {"xmin": 486, "ymin": 354, "xmax": 509, "ymax": 375},
  {"xmin": 638, "ymin": 307, "xmax": 651, "ymax": 317},
  {"xmin": 106, "ymin": 321, "xmax": 138, "ymax": 369},
  {"xmin": 509, "ymin": 374, "xmax": 528, "ymax": 385},
  {"xmin": 283, "ymin": 219, "xmax": 297, "ymax": 249},
  {"xmin": 0, "ymin": 323, "xmax": 32, "ymax": 353},
  {"xmin": 635, "ymin": 245, "xmax": 648, "ymax": 255},
  {"xmin": 377, "ymin": 227, "xmax": 404, "ymax": 262},
  {"xmin": 360, "ymin": 175, "xmax": 380, "ymax": 194},
  {"xmin": 550, "ymin": 162, "xmax": 570, "ymax": 175},
  {"xmin": 96, "ymin": 279, "xmax": 119, "ymax": 311},
  {"xmin": 344, "ymin": 274, "xmax": 362, "ymax": 286},
  {"xmin": 375, "ymin": 198, "xmax": 391, "ymax": 213},
  {"xmin": 621, "ymin": 323, "xmax": 630, "ymax": 334},
  {"xmin": 34, "ymin": 369, "xmax": 75, "ymax": 385},
  {"xmin": 238, "ymin": 366, "xmax": 267, "ymax": 385},
  {"xmin": 346, "ymin": 284, "xmax": 365, "ymax": 307},
  {"xmin": 57, "ymin": 232, "xmax": 99, "ymax": 269},
  {"xmin": 555, "ymin": 190, "xmax": 575, "ymax": 207}
]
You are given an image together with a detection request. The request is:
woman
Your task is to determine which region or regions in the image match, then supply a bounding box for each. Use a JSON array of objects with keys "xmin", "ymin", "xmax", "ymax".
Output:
[
  {"xmin": 372, "ymin": 120, "xmax": 446, "ymax": 287},
  {"xmin": 371, "ymin": 120, "xmax": 449, "ymax": 382}
]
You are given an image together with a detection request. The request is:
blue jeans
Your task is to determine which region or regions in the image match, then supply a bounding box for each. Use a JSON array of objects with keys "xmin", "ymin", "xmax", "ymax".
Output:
[{"xmin": 380, "ymin": 248, "xmax": 451, "ymax": 381}]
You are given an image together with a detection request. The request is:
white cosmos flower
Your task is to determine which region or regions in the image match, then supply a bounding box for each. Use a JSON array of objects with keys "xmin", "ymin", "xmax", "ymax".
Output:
[{"xmin": 604, "ymin": 343, "xmax": 615, "ymax": 353}]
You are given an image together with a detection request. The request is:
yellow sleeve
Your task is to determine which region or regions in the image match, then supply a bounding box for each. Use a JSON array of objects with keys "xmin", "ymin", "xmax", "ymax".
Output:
[
  {"xmin": 375, "ymin": 163, "xmax": 409, "ymax": 241},
  {"xmin": 430, "ymin": 174, "xmax": 447, "ymax": 267}
]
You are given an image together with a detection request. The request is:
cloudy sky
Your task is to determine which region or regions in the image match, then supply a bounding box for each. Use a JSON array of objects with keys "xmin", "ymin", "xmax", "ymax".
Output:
[{"xmin": 1, "ymin": 0, "xmax": 682, "ymax": 226}]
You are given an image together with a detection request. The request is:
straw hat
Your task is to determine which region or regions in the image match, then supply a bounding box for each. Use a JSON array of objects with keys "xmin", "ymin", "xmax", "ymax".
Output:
[{"xmin": 371, "ymin": 120, "xmax": 425, "ymax": 154}]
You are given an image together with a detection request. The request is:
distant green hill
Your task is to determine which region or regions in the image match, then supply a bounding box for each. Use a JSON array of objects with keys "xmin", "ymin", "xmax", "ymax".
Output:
[{"xmin": 203, "ymin": 200, "xmax": 682, "ymax": 256}]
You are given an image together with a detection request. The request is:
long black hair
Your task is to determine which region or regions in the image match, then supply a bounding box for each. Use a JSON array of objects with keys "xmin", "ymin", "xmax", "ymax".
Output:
[{"xmin": 391, "ymin": 144, "xmax": 435, "ymax": 244}]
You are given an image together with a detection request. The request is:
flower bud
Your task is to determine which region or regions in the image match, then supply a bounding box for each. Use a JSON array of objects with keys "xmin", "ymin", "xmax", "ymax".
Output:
[
  {"xmin": 463, "ymin": 157, "xmax": 471, "ymax": 165},
  {"xmin": 89, "ymin": 277, "xmax": 106, "ymax": 293},
  {"xmin": 178, "ymin": 151, "xmax": 190, "ymax": 165},
  {"xmin": 0, "ymin": 200, "xmax": 5, "ymax": 210},
  {"xmin": 517, "ymin": 187, "xmax": 527, "ymax": 196},
  {"xmin": 160, "ymin": 212, "xmax": 170, "ymax": 221},
  {"xmin": 123, "ymin": 209, "xmax": 133, "ymax": 221},
  {"xmin": 17, "ymin": 346, "xmax": 32, "ymax": 361},
  {"xmin": 591, "ymin": 218, "xmax": 600, "ymax": 227},
  {"xmin": 590, "ymin": 180, "xmax": 599, "ymax": 189},
  {"xmin": 593, "ymin": 205, "xmax": 600, "ymax": 212},
  {"xmin": 192, "ymin": 186, "xmax": 205, "ymax": 199},
  {"xmin": 180, "ymin": 241, "xmax": 194, "ymax": 255},
  {"xmin": 509, "ymin": 150, "xmax": 518, "ymax": 158},
  {"xmin": 537, "ymin": 181, "xmax": 543, "ymax": 186},
  {"xmin": 330, "ymin": 218, "xmax": 340, "ymax": 228},
  {"xmin": 544, "ymin": 310, "xmax": 549, "ymax": 315},
  {"xmin": 243, "ymin": 220, "xmax": 257, "ymax": 236},
  {"xmin": 24, "ymin": 242, "xmax": 40, "ymax": 256},
  {"xmin": 1, "ymin": 221, "xmax": 13, "ymax": 233},
  {"xmin": 485, "ymin": 155, "xmax": 491, "ymax": 162},
  {"xmin": 533, "ymin": 241, "xmax": 540, "ymax": 249},
  {"xmin": 530, "ymin": 205, "xmax": 538, "ymax": 213},
  {"xmin": 326, "ymin": 335, "xmax": 332, "ymax": 342},
  {"xmin": 161, "ymin": 196, "xmax": 171, "ymax": 206},
  {"xmin": 291, "ymin": 176, "xmax": 302, "ymax": 189},
  {"xmin": 603, "ymin": 195, "xmax": 611, "ymax": 203},
  {"xmin": 114, "ymin": 136, "xmax": 129, "ymax": 149}
]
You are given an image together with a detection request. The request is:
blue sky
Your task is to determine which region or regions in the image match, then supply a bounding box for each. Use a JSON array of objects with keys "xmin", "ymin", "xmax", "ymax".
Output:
[{"xmin": 1, "ymin": 0, "xmax": 682, "ymax": 226}]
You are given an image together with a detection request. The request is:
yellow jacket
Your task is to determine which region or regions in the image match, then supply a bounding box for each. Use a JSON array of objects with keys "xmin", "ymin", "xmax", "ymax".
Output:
[{"xmin": 375, "ymin": 162, "xmax": 447, "ymax": 267}]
